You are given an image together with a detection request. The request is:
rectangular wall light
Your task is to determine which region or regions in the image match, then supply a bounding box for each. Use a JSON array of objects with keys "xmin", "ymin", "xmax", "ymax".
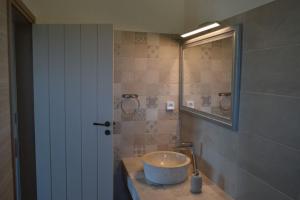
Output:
[{"xmin": 180, "ymin": 22, "xmax": 220, "ymax": 38}]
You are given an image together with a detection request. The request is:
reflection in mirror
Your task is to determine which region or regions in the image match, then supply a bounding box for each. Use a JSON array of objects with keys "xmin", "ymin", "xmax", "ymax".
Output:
[
  {"xmin": 180, "ymin": 26, "xmax": 242, "ymax": 130},
  {"xmin": 183, "ymin": 35, "xmax": 233, "ymax": 119}
]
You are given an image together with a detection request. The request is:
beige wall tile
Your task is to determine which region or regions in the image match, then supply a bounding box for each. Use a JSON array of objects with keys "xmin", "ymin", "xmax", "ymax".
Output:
[
  {"xmin": 113, "ymin": 31, "xmax": 180, "ymax": 161},
  {"xmin": 158, "ymin": 120, "xmax": 178, "ymax": 134},
  {"xmin": 147, "ymin": 33, "xmax": 160, "ymax": 45},
  {"xmin": 134, "ymin": 44, "xmax": 148, "ymax": 58},
  {"xmin": 159, "ymin": 46, "xmax": 179, "ymax": 59},
  {"xmin": 120, "ymin": 31, "xmax": 135, "ymax": 44},
  {"xmin": 119, "ymin": 44, "xmax": 135, "ymax": 58},
  {"xmin": 145, "ymin": 84, "xmax": 161, "ymax": 96},
  {"xmin": 144, "ymin": 70, "xmax": 159, "ymax": 84},
  {"xmin": 145, "ymin": 109, "xmax": 158, "ymax": 121}
]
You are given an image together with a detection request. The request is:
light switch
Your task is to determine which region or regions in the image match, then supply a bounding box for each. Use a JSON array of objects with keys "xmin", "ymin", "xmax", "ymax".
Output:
[{"xmin": 166, "ymin": 101, "xmax": 175, "ymax": 111}]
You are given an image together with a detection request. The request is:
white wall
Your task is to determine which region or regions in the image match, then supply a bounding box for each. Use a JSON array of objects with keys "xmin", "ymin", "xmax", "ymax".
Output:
[
  {"xmin": 22, "ymin": 0, "xmax": 185, "ymax": 34},
  {"xmin": 184, "ymin": 0, "xmax": 275, "ymax": 31}
]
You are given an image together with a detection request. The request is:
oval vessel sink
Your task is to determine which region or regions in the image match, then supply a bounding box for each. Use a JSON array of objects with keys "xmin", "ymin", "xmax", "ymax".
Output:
[{"xmin": 142, "ymin": 151, "xmax": 191, "ymax": 185}]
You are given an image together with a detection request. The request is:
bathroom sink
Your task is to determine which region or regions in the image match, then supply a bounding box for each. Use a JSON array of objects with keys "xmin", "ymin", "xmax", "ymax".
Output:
[{"xmin": 142, "ymin": 151, "xmax": 191, "ymax": 185}]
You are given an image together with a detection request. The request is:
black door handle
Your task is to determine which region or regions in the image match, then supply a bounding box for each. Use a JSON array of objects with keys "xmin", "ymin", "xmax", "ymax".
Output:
[{"xmin": 93, "ymin": 121, "xmax": 110, "ymax": 127}]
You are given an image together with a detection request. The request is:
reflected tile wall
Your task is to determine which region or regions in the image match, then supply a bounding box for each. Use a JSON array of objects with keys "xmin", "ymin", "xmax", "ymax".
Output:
[
  {"xmin": 113, "ymin": 31, "xmax": 180, "ymax": 160},
  {"xmin": 183, "ymin": 37, "xmax": 233, "ymax": 113}
]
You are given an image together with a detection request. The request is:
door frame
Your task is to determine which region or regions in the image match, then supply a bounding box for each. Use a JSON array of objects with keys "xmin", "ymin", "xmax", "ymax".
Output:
[{"xmin": 7, "ymin": 1, "xmax": 35, "ymax": 200}]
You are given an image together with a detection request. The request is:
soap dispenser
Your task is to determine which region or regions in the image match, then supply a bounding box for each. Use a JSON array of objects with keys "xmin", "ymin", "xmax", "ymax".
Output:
[
  {"xmin": 190, "ymin": 144, "xmax": 202, "ymax": 194},
  {"xmin": 190, "ymin": 169, "xmax": 202, "ymax": 193}
]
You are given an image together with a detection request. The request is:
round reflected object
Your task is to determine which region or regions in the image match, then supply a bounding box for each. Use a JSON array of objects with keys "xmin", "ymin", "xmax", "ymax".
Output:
[
  {"xmin": 121, "ymin": 97, "xmax": 140, "ymax": 114},
  {"xmin": 219, "ymin": 95, "xmax": 231, "ymax": 111}
]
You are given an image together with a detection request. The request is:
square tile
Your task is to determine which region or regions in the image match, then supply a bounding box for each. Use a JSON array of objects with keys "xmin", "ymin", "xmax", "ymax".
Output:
[
  {"xmin": 147, "ymin": 58, "xmax": 160, "ymax": 70},
  {"xmin": 159, "ymin": 46, "xmax": 179, "ymax": 59},
  {"xmin": 114, "ymin": 31, "xmax": 122, "ymax": 44},
  {"xmin": 137, "ymin": 95, "xmax": 146, "ymax": 109},
  {"xmin": 146, "ymin": 84, "xmax": 160, "ymax": 96},
  {"xmin": 115, "ymin": 58, "xmax": 135, "ymax": 71},
  {"xmin": 135, "ymin": 32, "xmax": 147, "ymax": 44},
  {"xmin": 119, "ymin": 44, "xmax": 135, "ymax": 58},
  {"xmin": 134, "ymin": 58, "xmax": 147, "ymax": 71},
  {"xmin": 113, "ymin": 121, "xmax": 121, "ymax": 134},
  {"xmin": 121, "ymin": 71, "xmax": 135, "ymax": 83},
  {"xmin": 147, "ymin": 45, "xmax": 159, "ymax": 58},
  {"xmin": 146, "ymin": 96, "xmax": 158, "ymax": 108},
  {"xmin": 145, "ymin": 121, "xmax": 158, "ymax": 133},
  {"xmin": 121, "ymin": 108, "xmax": 146, "ymax": 121},
  {"xmin": 145, "ymin": 134, "xmax": 156, "ymax": 145},
  {"xmin": 147, "ymin": 33, "xmax": 160, "ymax": 45},
  {"xmin": 113, "ymin": 146, "xmax": 121, "ymax": 161},
  {"xmin": 114, "ymin": 109, "xmax": 121, "ymax": 121},
  {"xmin": 121, "ymin": 31, "xmax": 135, "ymax": 44},
  {"xmin": 157, "ymin": 120, "xmax": 178, "ymax": 134},
  {"xmin": 144, "ymin": 70, "xmax": 159, "ymax": 84},
  {"xmin": 134, "ymin": 44, "xmax": 148, "ymax": 58},
  {"xmin": 114, "ymin": 96, "xmax": 121, "ymax": 110},
  {"xmin": 114, "ymin": 83, "xmax": 121, "ymax": 96},
  {"xmin": 114, "ymin": 44, "xmax": 121, "ymax": 56},
  {"xmin": 146, "ymin": 109, "xmax": 158, "ymax": 121},
  {"xmin": 133, "ymin": 144, "xmax": 145, "ymax": 157}
]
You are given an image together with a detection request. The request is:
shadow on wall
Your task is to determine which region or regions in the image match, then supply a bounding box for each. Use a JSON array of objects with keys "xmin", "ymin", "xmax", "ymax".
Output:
[{"xmin": 181, "ymin": 0, "xmax": 300, "ymax": 200}]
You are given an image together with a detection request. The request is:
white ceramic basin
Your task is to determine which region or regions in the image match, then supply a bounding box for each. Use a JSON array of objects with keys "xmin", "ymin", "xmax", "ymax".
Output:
[{"xmin": 142, "ymin": 151, "xmax": 191, "ymax": 185}]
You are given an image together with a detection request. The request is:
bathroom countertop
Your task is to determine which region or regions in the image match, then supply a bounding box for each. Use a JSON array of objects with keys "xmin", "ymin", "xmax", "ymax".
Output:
[{"xmin": 123, "ymin": 157, "xmax": 234, "ymax": 200}]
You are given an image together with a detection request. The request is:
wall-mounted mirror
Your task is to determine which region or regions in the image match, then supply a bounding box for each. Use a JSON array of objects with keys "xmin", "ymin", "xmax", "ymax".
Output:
[{"xmin": 180, "ymin": 25, "xmax": 242, "ymax": 130}]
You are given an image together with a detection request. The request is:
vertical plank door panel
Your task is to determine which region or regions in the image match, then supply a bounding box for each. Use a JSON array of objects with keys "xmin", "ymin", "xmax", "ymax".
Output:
[
  {"xmin": 65, "ymin": 25, "xmax": 82, "ymax": 200},
  {"xmin": 33, "ymin": 25, "xmax": 52, "ymax": 200},
  {"xmin": 81, "ymin": 25, "xmax": 98, "ymax": 200},
  {"xmin": 49, "ymin": 25, "xmax": 67, "ymax": 200},
  {"xmin": 98, "ymin": 24, "xmax": 114, "ymax": 200}
]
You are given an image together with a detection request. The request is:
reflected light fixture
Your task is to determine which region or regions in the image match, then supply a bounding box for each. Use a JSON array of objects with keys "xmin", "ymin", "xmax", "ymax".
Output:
[{"xmin": 180, "ymin": 22, "xmax": 220, "ymax": 38}]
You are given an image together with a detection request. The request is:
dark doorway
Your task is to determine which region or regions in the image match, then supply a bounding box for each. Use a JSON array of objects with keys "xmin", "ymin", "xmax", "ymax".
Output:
[{"xmin": 9, "ymin": 4, "xmax": 37, "ymax": 200}]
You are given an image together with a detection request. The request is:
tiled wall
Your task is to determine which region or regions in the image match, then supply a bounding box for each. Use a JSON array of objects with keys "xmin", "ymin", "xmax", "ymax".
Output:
[
  {"xmin": 113, "ymin": 31, "xmax": 180, "ymax": 157},
  {"xmin": 0, "ymin": 0, "xmax": 14, "ymax": 199},
  {"xmin": 113, "ymin": 31, "xmax": 180, "ymax": 199},
  {"xmin": 183, "ymin": 36, "xmax": 233, "ymax": 117},
  {"xmin": 181, "ymin": 0, "xmax": 300, "ymax": 200}
]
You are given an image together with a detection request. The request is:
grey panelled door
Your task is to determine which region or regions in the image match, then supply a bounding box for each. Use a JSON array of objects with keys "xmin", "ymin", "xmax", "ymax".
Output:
[{"xmin": 33, "ymin": 25, "xmax": 113, "ymax": 200}]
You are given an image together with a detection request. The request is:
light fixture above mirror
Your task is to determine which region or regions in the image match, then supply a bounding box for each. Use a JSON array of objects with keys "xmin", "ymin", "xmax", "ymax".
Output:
[{"xmin": 180, "ymin": 22, "xmax": 220, "ymax": 38}]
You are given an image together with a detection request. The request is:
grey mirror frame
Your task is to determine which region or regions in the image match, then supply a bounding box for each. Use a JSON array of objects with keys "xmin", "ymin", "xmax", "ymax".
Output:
[{"xmin": 179, "ymin": 25, "xmax": 242, "ymax": 130}]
